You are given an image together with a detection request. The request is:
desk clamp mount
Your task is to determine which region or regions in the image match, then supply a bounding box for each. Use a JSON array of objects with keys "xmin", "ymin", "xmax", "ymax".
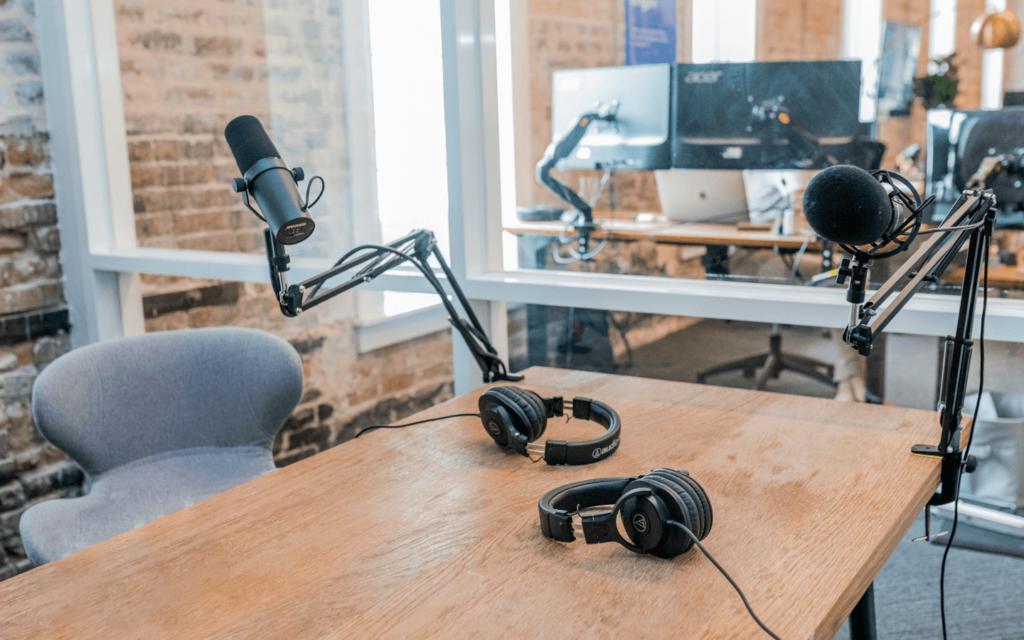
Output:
[{"xmin": 536, "ymin": 102, "xmax": 618, "ymax": 260}]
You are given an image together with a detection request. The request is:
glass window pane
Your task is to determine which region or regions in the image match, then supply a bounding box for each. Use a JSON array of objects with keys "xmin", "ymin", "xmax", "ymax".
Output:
[
  {"xmin": 929, "ymin": 0, "xmax": 958, "ymax": 61},
  {"xmin": 368, "ymin": 0, "xmax": 450, "ymax": 258},
  {"xmin": 691, "ymin": 0, "xmax": 756, "ymax": 64},
  {"xmin": 501, "ymin": 0, "xmax": 1024, "ymax": 315},
  {"xmin": 116, "ymin": 0, "xmax": 448, "ymax": 259}
]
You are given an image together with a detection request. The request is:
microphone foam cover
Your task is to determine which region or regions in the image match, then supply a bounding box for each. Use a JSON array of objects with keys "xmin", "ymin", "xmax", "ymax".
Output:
[
  {"xmin": 803, "ymin": 165, "xmax": 890, "ymax": 246},
  {"xmin": 224, "ymin": 115, "xmax": 280, "ymax": 175}
]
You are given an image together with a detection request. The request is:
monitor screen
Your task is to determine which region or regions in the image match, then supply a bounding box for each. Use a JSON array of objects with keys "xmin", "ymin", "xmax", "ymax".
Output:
[
  {"xmin": 926, "ymin": 107, "xmax": 1024, "ymax": 221},
  {"xmin": 550, "ymin": 63, "xmax": 672, "ymax": 171},
  {"xmin": 671, "ymin": 61, "xmax": 862, "ymax": 170}
]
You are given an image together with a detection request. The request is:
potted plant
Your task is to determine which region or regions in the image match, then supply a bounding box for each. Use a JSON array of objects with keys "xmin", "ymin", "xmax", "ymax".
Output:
[{"xmin": 914, "ymin": 53, "xmax": 959, "ymax": 109}]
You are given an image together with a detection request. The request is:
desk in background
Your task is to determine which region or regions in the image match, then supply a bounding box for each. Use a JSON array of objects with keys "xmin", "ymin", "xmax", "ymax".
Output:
[
  {"xmin": 0, "ymin": 368, "xmax": 949, "ymax": 639},
  {"xmin": 506, "ymin": 212, "xmax": 828, "ymax": 372},
  {"xmin": 505, "ymin": 216, "xmax": 822, "ymax": 251}
]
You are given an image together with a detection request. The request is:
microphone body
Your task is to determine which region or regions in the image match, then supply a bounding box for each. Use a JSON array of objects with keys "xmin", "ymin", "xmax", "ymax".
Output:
[
  {"xmin": 225, "ymin": 116, "xmax": 314, "ymax": 245},
  {"xmin": 803, "ymin": 165, "xmax": 903, "ymax": 246}
]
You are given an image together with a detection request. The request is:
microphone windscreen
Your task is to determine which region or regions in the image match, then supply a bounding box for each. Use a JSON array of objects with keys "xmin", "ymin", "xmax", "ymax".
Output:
[
  {"xmin": 803, "ymin": 165, "xmax": 891, "ymax": 246},
  {"xmin": 224, "ymin": 115, "xmax": 280, "ymax": 175}
]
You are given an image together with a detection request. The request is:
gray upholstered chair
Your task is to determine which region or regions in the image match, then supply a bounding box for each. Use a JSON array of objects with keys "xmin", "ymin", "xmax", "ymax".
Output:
[{"xmin": 19, "ymin": 327, "xmax": 303, "ymax": 565}]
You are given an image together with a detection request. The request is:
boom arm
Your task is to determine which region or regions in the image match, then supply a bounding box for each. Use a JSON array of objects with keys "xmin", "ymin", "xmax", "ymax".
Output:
[
  {"xmin": 264, "ymin": 229, "xmax": 522, "ymax": 385},
  {"xmin": 536, "ymin": 104, "xmax": 617, "ymax": 255},
  {"xmin": 840, "ymin": 190, "xmax": 995, "ymax": 505}
]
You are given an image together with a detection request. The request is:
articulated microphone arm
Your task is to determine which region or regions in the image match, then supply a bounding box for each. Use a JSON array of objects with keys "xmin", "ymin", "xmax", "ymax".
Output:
[
  {"xmin": 263, "ymin": 229, "xmax": 523, "ymax": 385},
  {"xmin": 839, "ymin": 189, "xmax": 996, "ymax": 505},
  {"xmin": 536, "ymin": 103, "xmax": 618, "ymax": 256}
]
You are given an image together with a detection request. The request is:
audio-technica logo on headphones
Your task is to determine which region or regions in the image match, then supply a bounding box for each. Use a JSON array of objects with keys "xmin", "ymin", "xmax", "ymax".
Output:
[
  {"xmin": 592, "ymin": 438, "xmax": 619, "ymax": 459},
  {"xmin": 486, "ymin": 419, "xmax": 502, "ymax": 436},
  {"xmin": 632, "ymin": 512, "xmax": 649, "ymax": 533}
]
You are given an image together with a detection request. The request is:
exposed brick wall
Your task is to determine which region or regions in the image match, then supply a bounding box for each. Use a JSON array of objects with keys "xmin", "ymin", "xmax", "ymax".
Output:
[
  {"xmin": 756, "ymin": 0, "xmax": 843, "ymax": 62},
  {"xmin": 112, "ymin": 1, "xmax": 455, "ymax": 474},
  {"xmin": 527, "ymin": 0, "xmax": 662, "ymax": 213},
  {"xmin": 117, "ymin": 0, "xmax": 269, "ymax": 254},
  {"xmin": 0, "ymin": 0, "xmax": 83, "ymax": 581},
  {"xmin": 952, "ymin": 0, "xmax": 988, "ymax": 111}
]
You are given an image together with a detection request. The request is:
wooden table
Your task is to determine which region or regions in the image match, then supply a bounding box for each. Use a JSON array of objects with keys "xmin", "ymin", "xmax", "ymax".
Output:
[
  {"xmin": 0, "ymin": 367, "xmax": 949, "ymax": 639},
  {"xmin": 505, "ymin": 217, "xmax": 822, "ymax": 250}
]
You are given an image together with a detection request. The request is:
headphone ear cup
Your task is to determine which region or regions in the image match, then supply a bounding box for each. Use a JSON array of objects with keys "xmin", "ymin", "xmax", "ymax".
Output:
[
  {"xmin": 623, "ymin": 475, "xmax": 689, "ymax": 558},
  {"xmin": 483, "ymin": 386, "xmax": 547, "ymax": 441},
  {"xmin": 648, "ymin": 469, "xmax": 713, "ymax": 541}
]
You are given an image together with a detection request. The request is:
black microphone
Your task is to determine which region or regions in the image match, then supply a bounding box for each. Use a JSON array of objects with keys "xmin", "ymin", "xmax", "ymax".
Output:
[
  {"xmin": 224, "ymin": 115, "xmax": 315, "ymax": 245},
  {"xmin": 803, "ymin": 165, "xmax": 905, "ymax": 246}
]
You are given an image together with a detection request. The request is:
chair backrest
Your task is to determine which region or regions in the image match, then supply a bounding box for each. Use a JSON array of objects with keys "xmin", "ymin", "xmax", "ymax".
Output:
[
  {"xmin": 855, "ymin": 141, "xmax": 886, "ymax": 171},
  {"xmin": 32, "ymin": 327, "xmax": 303, "ymax": 477}
]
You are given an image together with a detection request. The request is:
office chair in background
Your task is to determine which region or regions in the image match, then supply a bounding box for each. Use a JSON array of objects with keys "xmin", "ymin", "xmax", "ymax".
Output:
[
  {"xmin": 19, "ymin": 327, "xmax": 303, "ymax": 565},
  {"xmin": 696, "ymin": 142, "xmax": 885, "ymax": 392}
]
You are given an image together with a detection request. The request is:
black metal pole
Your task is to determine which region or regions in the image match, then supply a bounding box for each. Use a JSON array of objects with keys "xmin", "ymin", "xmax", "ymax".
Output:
[{"xmin": 848, "ymin": 583, "xmax": 878, "ymax": 640}]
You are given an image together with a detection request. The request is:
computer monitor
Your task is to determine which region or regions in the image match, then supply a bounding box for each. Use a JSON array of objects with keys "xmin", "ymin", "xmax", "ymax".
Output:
[
  {"xmin": 926, "ymin": 107, "xmax": 1024, "ymax": 219},
  {"xmin": 670, "ymin": 61, "xmax": 862, "ymax": 170},
  {"xmin": 550, "ymin": 63, "xmax": 672, "ymax": 171},
  {"xmin": 1004, "ymin": 92, "xmax": 1024, "ymax": 107}
]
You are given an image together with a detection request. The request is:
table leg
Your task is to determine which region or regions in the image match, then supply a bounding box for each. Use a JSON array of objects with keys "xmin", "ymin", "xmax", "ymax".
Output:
[
  {"xmin": 701, "ymin": 245, "xmax": 729, "ymax": 276},
  {"xmin": 864, "ymin": 333, "xmax": 886, "ymax": 405},
  {"xmin": 848, "ymin": 582, "xmax": 877, "ymax": 640}
]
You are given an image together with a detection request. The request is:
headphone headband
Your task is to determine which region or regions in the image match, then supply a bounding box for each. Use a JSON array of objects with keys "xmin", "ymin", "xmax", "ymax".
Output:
[
  {"xmin": 526, "ymin": 397, "xmax": 621, "ymax": 465},
  {"xmin": 538, "ymin": 476, "xmax": 632, "ymax": 542}
]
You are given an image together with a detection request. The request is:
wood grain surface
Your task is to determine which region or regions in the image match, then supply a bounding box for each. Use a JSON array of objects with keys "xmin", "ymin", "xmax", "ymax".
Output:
[
  {"xmin": 504, "ymin": 218, "xmax": 822, "ymax": 250},
  {"xmin": 0, "ymin": 368, "xmax": 949, "ymax": 640}
]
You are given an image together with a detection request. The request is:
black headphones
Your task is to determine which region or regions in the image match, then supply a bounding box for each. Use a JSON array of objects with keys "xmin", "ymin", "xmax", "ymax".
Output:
[
  {"xmin": 478, "ymin": 386, "xmax": 621, "ymax": 465},
  {"xmin": 538, "ymin": 469, "xmax": 713, "ymax": 558}
]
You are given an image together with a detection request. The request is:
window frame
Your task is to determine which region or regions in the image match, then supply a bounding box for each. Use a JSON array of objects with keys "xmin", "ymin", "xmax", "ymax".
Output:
[{"xmin": 40, "ymin": 0, "xmax": 1024, "ymax": 399}]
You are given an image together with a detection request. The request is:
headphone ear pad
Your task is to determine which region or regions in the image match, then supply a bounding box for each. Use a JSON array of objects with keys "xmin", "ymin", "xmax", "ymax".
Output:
[
  {"xmin": 648, "ymin": 469, "xmax": 713, "ymax": 541},
  {"xmin": 480, "ymin": 386, "xmax": 547, "ymax": 441},
  {"xmin": 623, "ymin": 470, "xmax": 712, "ymax": 559},
  {"xmin": 655, "ymin": 468, "xmax": 712, "ymax": 540}
]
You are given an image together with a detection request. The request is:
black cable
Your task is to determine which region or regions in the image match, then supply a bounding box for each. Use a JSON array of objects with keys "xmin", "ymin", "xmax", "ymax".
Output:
[
  {"xmin": 916, "ymin": 220, "xmax": 987, "ymax": 235},
  {"xmin": 354, "ymin": 413, "xmax": 480, "ymax": 438},
  {"xmin": 667, "ymin": 521, "xmax": 781, "ymax": 640},
  {"xmin": 939, "ymin": 229, "xmax": 989, "ymax": 640},
  {"xmin": 302, "ymin": 175, "xmax": 325, "ymax": 212}
]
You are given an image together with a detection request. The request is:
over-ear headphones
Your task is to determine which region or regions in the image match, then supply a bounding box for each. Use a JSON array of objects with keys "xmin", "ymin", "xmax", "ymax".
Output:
[
  {"xmin": 538, "ymin": 469, "xmax": 712, "ymax": 558},
  {"xmin": 478, "ymin": 386, "xmax": 621, "ymax": 465}
]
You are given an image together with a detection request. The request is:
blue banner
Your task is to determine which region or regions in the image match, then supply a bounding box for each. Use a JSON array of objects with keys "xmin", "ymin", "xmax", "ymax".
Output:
[{"xmin": 625, "ymin": 0, "xmax": 677, "ymax": 65}]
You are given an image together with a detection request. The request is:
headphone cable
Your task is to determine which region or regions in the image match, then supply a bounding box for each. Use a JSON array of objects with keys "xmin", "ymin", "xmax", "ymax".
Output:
[
  {"xmin": 354, "ymin": 413, "xmax": 480, "ymax": 438},
  {"xmin": 667, "ymin": 520, "xmax": 781, "ymax": 640}
]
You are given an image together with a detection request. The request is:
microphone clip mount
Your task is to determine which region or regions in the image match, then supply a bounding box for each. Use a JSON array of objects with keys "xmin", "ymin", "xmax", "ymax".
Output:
[{"xmin": 232, "ymin": 158, "xmax": 324, "ymax": 223}]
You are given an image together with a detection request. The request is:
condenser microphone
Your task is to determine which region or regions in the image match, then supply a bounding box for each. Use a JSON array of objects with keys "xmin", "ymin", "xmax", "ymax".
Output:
[
  {"xmin": 803, "ymin": 165, "xmax": 906, "ymax": 246},
  {"xmin": 224, "ymin": 115, "xmax": 315, "ymax": 245}
]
